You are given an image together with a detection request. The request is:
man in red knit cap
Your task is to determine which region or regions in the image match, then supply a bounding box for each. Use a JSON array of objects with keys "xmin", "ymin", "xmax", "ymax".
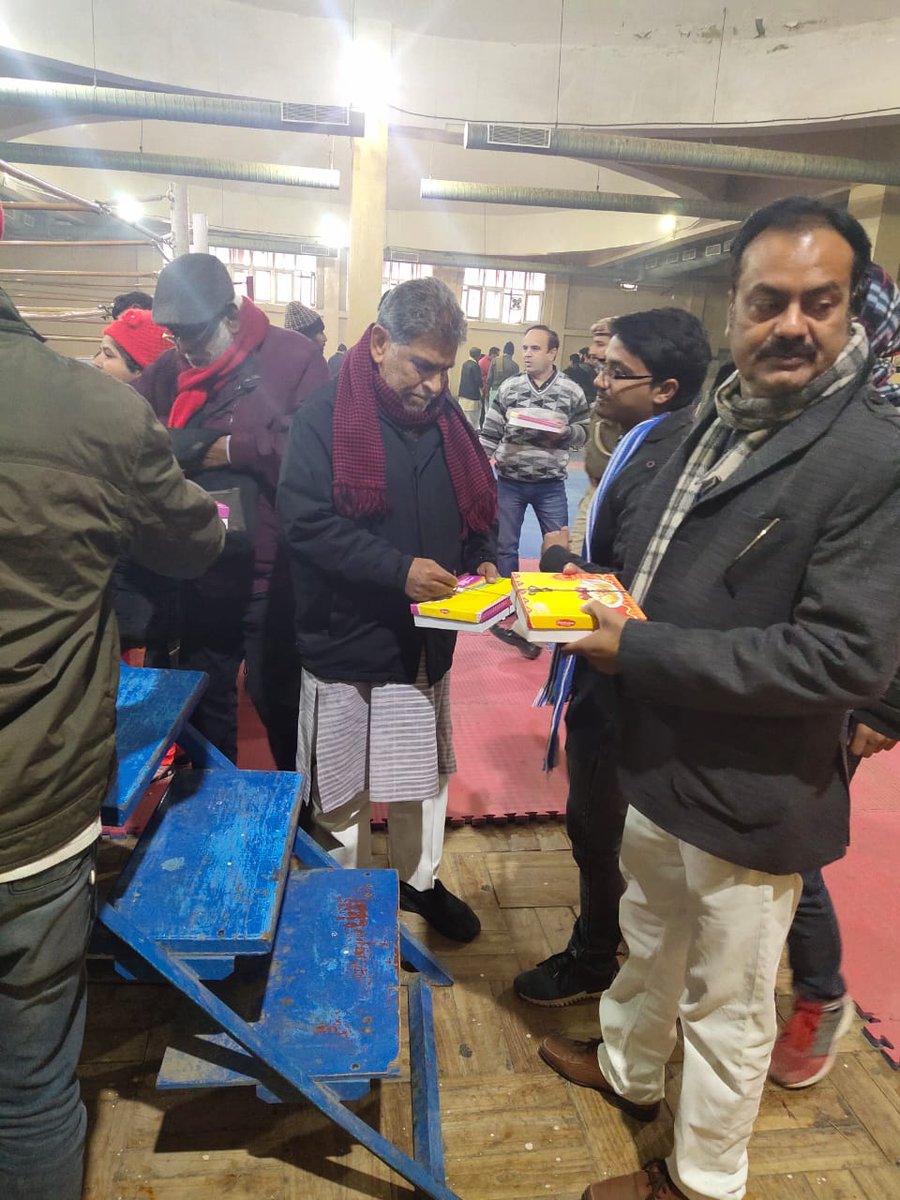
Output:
[
  {"xmin": 278, "ymin": 277, "xmax": 499, "ymax": 941},
  {"xmin": 137, "ymin": 253, "xmax": 328, "ymax": 768}
]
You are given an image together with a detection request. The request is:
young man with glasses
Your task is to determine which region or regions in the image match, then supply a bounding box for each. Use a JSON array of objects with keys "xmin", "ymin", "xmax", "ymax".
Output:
[
  {"xmin": 515, "ymin": 307, "xmax": 711, "ymax": 1008},
  {"xmin": 136, "ymin": 253, "xmax": 328, "ymax": 769}
]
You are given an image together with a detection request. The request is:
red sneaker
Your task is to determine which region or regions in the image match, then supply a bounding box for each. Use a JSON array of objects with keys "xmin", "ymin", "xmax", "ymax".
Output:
[{"xmin": 769, "ymin": 994, "xmax": 854, "ymax": 1088}]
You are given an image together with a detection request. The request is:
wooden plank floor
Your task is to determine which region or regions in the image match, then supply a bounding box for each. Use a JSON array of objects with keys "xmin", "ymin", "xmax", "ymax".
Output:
[{"xmin": 82, "ymin": 824, "xmax": 900, "ymax": 1199}]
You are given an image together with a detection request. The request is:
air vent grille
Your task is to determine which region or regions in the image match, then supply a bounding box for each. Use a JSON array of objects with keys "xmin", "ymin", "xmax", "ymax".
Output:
[
  {"xmin": 389, "ymin": 249, "xmax": 420, "ymax": 263},
  {"xmin": 299, "ymin": 241, "xmax": 338, "ymax": 258},
  {"xmin": 704, "ymin": 243, "xmax": 722, "ymax": 257},
  {"xmin": 281, "ymin": 103, "xmax": 350, "ymax": 126},
  {"xmin": 487, "ymin": 124, "xmax": 551, "ymax": 149},
  {"xmin": 681, "ymin": 248, "xmax": 697, "ymax": 262}
]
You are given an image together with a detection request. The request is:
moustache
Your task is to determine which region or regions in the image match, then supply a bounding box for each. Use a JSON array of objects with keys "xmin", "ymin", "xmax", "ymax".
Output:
[{"xmin": 757, "ymin": 340, "xmax": 816, "ymax": 362}]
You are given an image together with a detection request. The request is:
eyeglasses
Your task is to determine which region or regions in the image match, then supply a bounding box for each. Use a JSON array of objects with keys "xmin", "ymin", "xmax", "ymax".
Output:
[
  {"xmin": 595, "ymin": 363, "xmax": 654, "ymax": 384},
  {"xmin": 164, "ymin": 313, "xmax": 224, "ymax": 349}
]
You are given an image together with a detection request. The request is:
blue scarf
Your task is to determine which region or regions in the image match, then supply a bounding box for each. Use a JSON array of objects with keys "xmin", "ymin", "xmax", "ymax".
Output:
[{"xmin": 535, "ymin": 413, "xmax": 667, "ymax": 770}]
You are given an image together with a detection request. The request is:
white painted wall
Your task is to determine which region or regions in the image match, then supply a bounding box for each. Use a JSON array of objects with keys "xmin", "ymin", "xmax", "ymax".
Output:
[{"xmin": 5, "ymin": 1, "xmax": 899, "ymax": 128}]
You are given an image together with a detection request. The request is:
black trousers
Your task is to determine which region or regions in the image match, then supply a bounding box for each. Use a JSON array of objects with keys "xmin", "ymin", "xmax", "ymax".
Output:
[
  {"xmin": 563, "ymin": 720, "xmax": 627, "ymax": 971},
  {"xmin": 178, "ymin": 582, "xmax": 301, "ymax": 770}
]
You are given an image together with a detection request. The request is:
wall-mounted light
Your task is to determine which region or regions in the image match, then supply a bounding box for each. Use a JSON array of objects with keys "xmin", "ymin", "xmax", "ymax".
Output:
[
  {"xmin": 658, "ymin": 213, "xmax": 678, "ymax": 235},
  {"xmin": 340, "ymin": 39, "xmax": 397, "ymax": 114},
  {"xmin": 618, "ymin": 280, "xmax": 639, "ymax": 291},
  {"xmin": 113, "ymin": 194, "xmax": 144, "ymax": 223},
  {"xmin": 319, "ymin": 212, "xmax": 349, "ymax": 248}
]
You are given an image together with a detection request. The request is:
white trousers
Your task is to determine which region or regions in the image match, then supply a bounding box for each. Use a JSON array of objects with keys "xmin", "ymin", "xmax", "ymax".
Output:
[
  {"xmin": 309, "ymin": 774, "xmax": 450, "ymax": 892},
  {"xmin": 598, "ymin": 807, "xmax": 801, "ymax": 1200}
]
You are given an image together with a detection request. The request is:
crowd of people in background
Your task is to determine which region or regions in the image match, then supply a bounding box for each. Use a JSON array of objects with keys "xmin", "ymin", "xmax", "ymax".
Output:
[{"xmin": 2, "ymin": 195, "xmax": 900, "ymax": 1200}]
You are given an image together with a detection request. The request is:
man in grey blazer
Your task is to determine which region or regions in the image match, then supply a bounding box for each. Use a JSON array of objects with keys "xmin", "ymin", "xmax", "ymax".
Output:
[{"xmin": 538, "ymin": 197, "xmax": 900, "ymax": 1200}]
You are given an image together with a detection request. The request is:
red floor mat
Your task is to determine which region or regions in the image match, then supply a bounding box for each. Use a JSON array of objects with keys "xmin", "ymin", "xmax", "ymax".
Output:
[
  {"xmin": 431, "ymin": 629, "xmax": 568, "ymax": 824},
  {"xmin": 237, "ymin": 628, "xmax": 569, "ymax": 821},
  {"xmin": 825, "ymin": 751, "xmax": 900, "ymax": 1068}
]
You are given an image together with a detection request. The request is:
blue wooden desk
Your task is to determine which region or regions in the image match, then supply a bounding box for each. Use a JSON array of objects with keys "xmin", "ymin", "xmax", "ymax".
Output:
[
  {"xmin": 103, "ymin": 663, "xmax": 207, "ymax": 826},
  {"xmin": 98, "ymin": 666, "xmax": 459, "ymax": 1199}
]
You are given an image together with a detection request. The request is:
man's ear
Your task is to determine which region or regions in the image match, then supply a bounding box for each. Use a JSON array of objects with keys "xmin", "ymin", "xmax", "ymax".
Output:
[
  {"xmin": 725, "ymin": 290, "xmax": 735, "ymax": 337},
  {"xmin": 652, "ymin": 378, "xmax": 678, "ymax": 410},
  {"xmin": 370, "ymin": 323, "xmax": 390, "ymax": 364}
]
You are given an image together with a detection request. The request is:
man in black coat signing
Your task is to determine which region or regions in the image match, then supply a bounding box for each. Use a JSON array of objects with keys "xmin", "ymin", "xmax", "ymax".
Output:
[{"xmin": 278, "ymin": 278, "xmax": 499, "ymax": 942}]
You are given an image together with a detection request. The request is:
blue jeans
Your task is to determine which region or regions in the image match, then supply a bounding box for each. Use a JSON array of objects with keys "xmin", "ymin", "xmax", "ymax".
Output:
[
  {"xmin": 0, "ymin": 843, "xmax": 97, "ymax": 1200},
  {"xmin": 784, "ymin": 746, "xmax": 856, "ymax": 1003},
  {"xmin": 787, "ymin": 869, "xmax": 845, "ymax": 1002},
  {"xmin": 497, "ymin": 476, "xmax": 569, "ymax": 576}
]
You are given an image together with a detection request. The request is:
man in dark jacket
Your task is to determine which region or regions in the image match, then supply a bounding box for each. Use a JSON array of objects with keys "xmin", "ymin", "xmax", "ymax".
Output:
[
  {"xmin": 0, "ymin": 286, "xmax": 224, "ymax": 1200},
  {"xmin": 565, "ymin": 350, "xmax": 597, "ymax": 401},
  {"xmin": 485, "ymin": 339, "xmax": 519, "ymax": 399},
  {"xmin": 136, "ymin": 253, "xmax": 328, "ymax": 768},
  {"xmin": 458, "ymin": 344, "xmax": 484, "ymax": 426},
  {"xmin": 539, "ymin": 198, "xmax": 900, "ymax": 1200},
  {"xmin": 514, "ymin": 307, "xmax": 711, "ymax": 1008},
  {"xmin": 278, "ymin": 277, "xmax": 499, "ymax": 942}
]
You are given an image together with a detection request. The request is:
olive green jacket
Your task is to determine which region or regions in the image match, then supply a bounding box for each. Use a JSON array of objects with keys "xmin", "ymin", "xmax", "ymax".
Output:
[{"xmin": 0, "ymin": 289, "xmax": 224, "ymax": 873}]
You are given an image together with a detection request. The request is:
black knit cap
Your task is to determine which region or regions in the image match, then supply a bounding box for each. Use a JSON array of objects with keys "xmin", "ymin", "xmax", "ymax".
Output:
[{"xmin": 152, "ymin": 253, "xmax": 235, "ymax": 327}]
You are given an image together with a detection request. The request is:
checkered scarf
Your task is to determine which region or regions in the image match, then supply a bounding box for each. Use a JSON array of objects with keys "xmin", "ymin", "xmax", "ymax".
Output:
[
  {"xmin": 858, "ymin": 264, "xmax": 900, "ymax": 404},
  {"xmin": 629, "ymin": 322, "xmax": 870, "ymax": 607}
]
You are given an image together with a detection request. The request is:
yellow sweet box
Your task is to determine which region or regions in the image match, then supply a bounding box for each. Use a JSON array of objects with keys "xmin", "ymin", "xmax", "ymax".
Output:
[
  {"xmin": 411, "ymin": 575, "xmax": 514, "ymax": 631},
  {"xmin": 512, "ymin": 571, "xmax": 645, "ymax": 642}
]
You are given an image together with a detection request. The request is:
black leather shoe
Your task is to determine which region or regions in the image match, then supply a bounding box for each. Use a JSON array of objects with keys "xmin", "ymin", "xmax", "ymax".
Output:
[
  {"xmin": 490, "ymin": 624, "xmax": 542, "ymax": 659},
  {"xmin": 399, "ymin": 879, "xmax": 482, "ymax": 942}
]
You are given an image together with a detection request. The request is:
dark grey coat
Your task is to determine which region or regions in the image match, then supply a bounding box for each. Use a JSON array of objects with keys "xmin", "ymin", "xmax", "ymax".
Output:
[{"xmin": 615, "ymin": 377, "xmax": 900, "ymax": 875}]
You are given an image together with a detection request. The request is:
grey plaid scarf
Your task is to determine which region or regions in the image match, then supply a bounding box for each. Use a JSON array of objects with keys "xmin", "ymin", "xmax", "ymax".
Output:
[{"xmin": 630, "ymin": 322, "xmax": 869, "ymax": 607}]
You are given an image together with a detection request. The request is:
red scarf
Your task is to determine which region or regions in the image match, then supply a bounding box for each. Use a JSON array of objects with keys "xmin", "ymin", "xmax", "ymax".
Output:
[
  {"xmin": 168, "ymin": 299, "xmax": 270, "ymax": 429},
  {"xmin": 333, "ymin": 324, "xmax": 497, "ymax": 537}
]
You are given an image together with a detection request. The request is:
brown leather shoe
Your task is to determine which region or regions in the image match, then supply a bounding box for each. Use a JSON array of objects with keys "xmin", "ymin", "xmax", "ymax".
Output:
[
  {"xmin": 582, "ymin": 1159, "xmax": 692, "ymax": 1199},
  {"xmin": 538, "ymin": 1036, "xmax": 660, "ymax": 1122}
]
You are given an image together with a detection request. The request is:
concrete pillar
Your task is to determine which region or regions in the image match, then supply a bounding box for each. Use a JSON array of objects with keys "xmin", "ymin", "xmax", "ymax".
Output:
[
  {"xmin": 346, "ymin": 20, "xmax": 391, "ymax": 342},
  {"xmin": 191, "ymin": 212, "xmax": 209, "ymax": 254},
  {"xmin": 849, "ymin": 185, "xmax": 900, "ymax": 277},
  {"xmin": 321, "ymin": 258, "xmax": 341, "ymax": 352},
  {"xmin": 170, "ymin": 182, "xmax": 190, "ymax": 258},
  {"xmin": 542, "ymin": 274, "xmax": 570, "ymax": 346}
]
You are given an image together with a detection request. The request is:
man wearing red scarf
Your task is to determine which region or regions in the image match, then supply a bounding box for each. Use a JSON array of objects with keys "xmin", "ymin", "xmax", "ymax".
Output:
[
  {"xmin": 278, "ymin": 278, "xmax": 499, "ymax": 941},
  {"xmin": 136, "ymin": 254, "xmax": 328, "ymax": 768}
]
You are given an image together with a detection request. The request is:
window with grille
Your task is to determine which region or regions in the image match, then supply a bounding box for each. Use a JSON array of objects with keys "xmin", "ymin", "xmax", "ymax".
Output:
[
  {"xmin": 211, "ymin": 246, "xmax": 318, "ymax": 307},
  {"xmin": 461, "ymin": 268, "xmax": 545, "ymax": 325},
  {"xmin": 381, "ymin": 260, "xmax": 434, "ymax": 294}
]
